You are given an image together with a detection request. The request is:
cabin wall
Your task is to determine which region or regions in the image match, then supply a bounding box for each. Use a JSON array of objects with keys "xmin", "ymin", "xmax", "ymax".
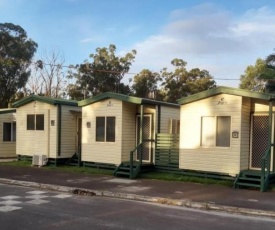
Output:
[
  {"xmin": 179, "ymin": 94, "xmax": 242, "ymax": 176},
  {"xmin": 121, "ymin": 102, "xmax": 136, "ymax": 162},
  {"xmin": 0, "ymin": 112, "xmax": 16, "ymax": 158},
  {"xmin": 16, "ymin": 101, "xmax": 55, "ymax": 157},
  {"xmin": 81, "ymin": 99, "xmax": 122, "ymax": 165},
  {"xmin": 159, "ymin": 106, "xmax": 180, "ymax": 133},
  {"xmin": 59, "ymin": 105, "xmax": 81, "ymax": 158}
]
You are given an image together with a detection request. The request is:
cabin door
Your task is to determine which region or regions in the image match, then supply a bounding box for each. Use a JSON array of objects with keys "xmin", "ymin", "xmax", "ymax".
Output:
[
  {"xmin": 250, "ymin": 114, "xmax": 273, "ymax": 170},
  {"xmin": 136, "ymin": 114, "xmax": 152, "ymax": 163}
]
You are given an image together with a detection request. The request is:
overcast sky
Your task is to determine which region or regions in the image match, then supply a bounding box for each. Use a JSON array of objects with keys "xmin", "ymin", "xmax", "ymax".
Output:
[{"xmin": 1, "ymin": 0, "xmax": 275, "ymax": 87}]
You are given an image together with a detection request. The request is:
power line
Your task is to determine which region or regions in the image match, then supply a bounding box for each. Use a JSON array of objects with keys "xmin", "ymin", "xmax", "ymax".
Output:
[{"xmin": 0, "ymin": 57, "xmax": 240, "ymax": 80}]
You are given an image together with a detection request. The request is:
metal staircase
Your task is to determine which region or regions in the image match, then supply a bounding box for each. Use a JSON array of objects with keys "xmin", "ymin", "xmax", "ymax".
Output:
[
  {"xmin": 113, "ymin": 161, "xmax": 141, "ymax": 179},
  {"xmin": 234, "ymin": 170, "xmax": 261, "ymax": 189}
]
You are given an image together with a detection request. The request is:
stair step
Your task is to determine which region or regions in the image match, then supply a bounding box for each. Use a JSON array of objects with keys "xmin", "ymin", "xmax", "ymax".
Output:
[
  {"xmin": 116, "ymin": 171, "xmax": 130, "ymax": 176},
  {"xmin": 238, "ymin": 177, "xmax": 261, "ymax": 182},
  {"xmin": 242, "ymin": 171, "xmax": 261, "ymax": 177},
  {"xmin": 119, "ymin": 167, "xmax": 133, "ymax": 171},
  {"xmin": 236, "ymin": 182, "xmax": 261, "ymax": 188}
]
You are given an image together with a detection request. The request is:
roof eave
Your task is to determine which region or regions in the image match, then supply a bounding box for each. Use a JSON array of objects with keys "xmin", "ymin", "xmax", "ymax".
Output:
[{"xmin": 177, "ymin": 87, "xmax": 273, "ymax": 105}]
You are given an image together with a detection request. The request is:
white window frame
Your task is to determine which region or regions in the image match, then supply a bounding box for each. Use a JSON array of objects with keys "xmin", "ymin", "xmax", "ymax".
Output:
[
  {"xmin": 26, "ymin": 114, "xmax": 45, "ymax": 131},
  {"xmin": 95, "ymin": 116, "xmax": 116, "ymax": 142},
  {"xmin": 201, "ymin": 116, "xmax": 231, "ymax": 148},
  {"xmin": 3, "ymin": 122, "xmax": 16, "ymax": 142}
]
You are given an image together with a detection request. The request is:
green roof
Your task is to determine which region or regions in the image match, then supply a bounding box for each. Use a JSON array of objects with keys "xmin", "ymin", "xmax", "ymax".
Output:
[
  {"xmin": 0, "ymin": 108, "xmax": 16, "ymax": 114},
  {"xmin": 177, "ymin": 86, "xmax": 274, "ymax": 105},
  {"xmin": 78, "ymin": 92, "xmax": 179, "ymax": 108},
  {"xmin": 12, "ymin": 95, "xmax": 79, "ymax": 108}
]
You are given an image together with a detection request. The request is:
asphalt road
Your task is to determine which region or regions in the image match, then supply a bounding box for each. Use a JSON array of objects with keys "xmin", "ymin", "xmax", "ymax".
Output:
[{"xmin": 0, "ymin": 183, "xmax": 275, "ymax": 230}]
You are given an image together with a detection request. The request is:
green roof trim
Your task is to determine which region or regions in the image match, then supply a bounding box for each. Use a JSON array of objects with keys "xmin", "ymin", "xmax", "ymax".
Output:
[
  {"xmin": 78, "ymin": 92, "xmax": 179, "ymax": 108},
  {"xmin": 0, "ymin": 108, "xmax": 16, "ymax": 114},
  {"xmin": 12, "ymin": 95, "xmax": 79, "ymax": 108},
  {"xmin": 177, "ymin": 86, "xmax": 274, "ymax": 105}
]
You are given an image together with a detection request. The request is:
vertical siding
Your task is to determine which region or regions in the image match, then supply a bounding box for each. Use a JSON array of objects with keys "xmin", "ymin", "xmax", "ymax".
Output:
[
  {"xmin": 179, "ymin": 94, "xmax": 242, "ymax": 175},
  {"xmin": 59, "ymin": 105, "xmax": 81, "ymax": 158},
  {"xmin": 49, "ymin": 107, "xmax": 57, "ymax": 158},
  {"xmin": 0, "ymin": 112, "xmax": 16, "ymax": 158},
  {"xmin": 121, "ymin": 102, "xmax": 136, "ymax": 162},
  {"xmin": 16, "ymin": 101, "xmax": 53, "ymax": 157},
  {"xmin": 240, "ymin": 97, "xmax": 251, "ymax": 170},
  {"xmin": 81, "ymin": 99, "xmax": 122, "ymax": 165},
  {"xmin": 159, "ymin": 106, "xmax": 180, "ymax": 133}
]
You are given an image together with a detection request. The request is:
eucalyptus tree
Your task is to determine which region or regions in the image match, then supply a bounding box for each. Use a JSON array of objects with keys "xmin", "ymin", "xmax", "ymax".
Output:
[
  {"xmin": 161, "ymin": 58, "xmax": 216, "ymax": 103},
  {"xmin": 69, "ymin": 44, "xmax": 136, "ymax": 98},
  {"xmin": 239, "ymin": 58, "xmax": 266, "ymax": 92},
  {"xmin": 0, "ymin": 23, "xmax": 37, "ymax": 107},
  {"xmin": 132, "ymin": 69, "xmax": 161, "ymax": 98},
  {"xmin": 259, "ymin": 53, "xmax": 275, "ymax": 93}
]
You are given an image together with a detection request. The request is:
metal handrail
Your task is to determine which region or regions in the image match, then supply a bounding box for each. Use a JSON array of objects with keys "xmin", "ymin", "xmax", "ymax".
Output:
[
  {"xmin": 129, "ymin": 139, "xmax": 154, "ymax": 178},
  {"xmin": 130, "ymin": 143, "xmax": 142, "ymax": 178},
  {"xmin": 260, "ymin": 147, "xmax": 271, "ymax": 191}
]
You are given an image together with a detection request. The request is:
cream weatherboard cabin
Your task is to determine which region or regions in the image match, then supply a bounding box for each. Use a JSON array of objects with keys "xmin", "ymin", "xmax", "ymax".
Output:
[
  {"xmin": 12, "ymin": 95, "xmax": 81, "ymax": 165},
  {"xmin": 78, "ymin": 92, "xmax": 180, "ymax": 178},
  {"xmin": 178, "ymin": 86, "xmax": 275, "ymax": 191},
  {"xmin": 0, "ymin": 108, "xmax": 16, "ymax": 159}
]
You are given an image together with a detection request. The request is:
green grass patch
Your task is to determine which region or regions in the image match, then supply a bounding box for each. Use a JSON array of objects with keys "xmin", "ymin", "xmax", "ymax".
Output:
[
  {"xmin": 0, "ymin": 160, "xmax": 234, "ymax": 187},
  {"xmin": 140, "ymin": 171, "xmax": 234, "ymax": 187},
  {"xmin": 0, "ymin": 160, "xmax": 113, "ymax": 176},
  {"xmin": 46, "ymin": 165, "xmax": 114, "ymax": 175},
  {"xmin": 0, "ymin": 160, "xmax": 32, "ymax": 167}
]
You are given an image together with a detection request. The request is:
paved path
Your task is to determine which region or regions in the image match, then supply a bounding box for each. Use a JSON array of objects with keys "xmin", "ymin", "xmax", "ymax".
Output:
[{"xmin": 0, "ymin": 165, "xmax": 275, "ymax": 217}]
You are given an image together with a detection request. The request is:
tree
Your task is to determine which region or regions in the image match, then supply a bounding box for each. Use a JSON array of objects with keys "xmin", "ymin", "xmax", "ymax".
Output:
[
  {"xmin": 132, "ymin": 69, "xmax": 161, "ymax": 98},
  {"xmin": 69, "ymin": 44, "xmax": 136, "ymax": 98},
  {"xmin": 0, "ymin": 23, "xmax": 37, "ymax": 107},
  {"xmin": 161, "ymin": 58, "xmax": 216, "ymax": 103},
  {"xmin": 239, "ymin": 58, "xmax": 266, "ymax": 92},
  {"xmin": 27, "ymin": 49, "xmax": 67, "ymax": 98},
  {"xmin": 259, "ymin": 53, "xmax": 275, "ymax": 93}
]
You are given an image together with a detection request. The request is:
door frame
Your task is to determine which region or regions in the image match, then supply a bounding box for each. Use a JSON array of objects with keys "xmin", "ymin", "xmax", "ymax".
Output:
[
  {"xmin": 249, "ymin": 113, "xmax": 274, "ymax": 170},
  {"xmin": 136, "ymin": 114, "xmax": 152, "ymax": 163}
]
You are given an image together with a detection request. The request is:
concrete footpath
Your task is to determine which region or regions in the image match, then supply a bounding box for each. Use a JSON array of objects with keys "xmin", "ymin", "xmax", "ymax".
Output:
[{"xmin": 0, "ymin": 165, "xmax": 275, "ymax": 218}]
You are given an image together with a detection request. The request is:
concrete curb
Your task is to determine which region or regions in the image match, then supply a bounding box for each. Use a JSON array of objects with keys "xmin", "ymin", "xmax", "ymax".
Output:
[{"xmin": 1, "ymin": 178, "xmax": 275, "ymax": 218}]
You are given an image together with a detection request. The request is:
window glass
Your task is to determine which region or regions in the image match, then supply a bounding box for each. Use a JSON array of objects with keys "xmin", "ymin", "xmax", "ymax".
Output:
[
  {"xmin": 27, "ymin": 115, "xmax": 35, "ymax": 130},
  {"xmin": 3, "ymin": 123, "xmax": 11, "ymax": 141},
  {"xmin": 216, "ymin": 116, "xmax": 231, "ymax": 147},
  {"xmin": 96, "ymin": 117, "xmax": 105, "ymax": 141},
  {"xmin": 106, "ymin": 117, "xmax": 115, "ymax": 142},
  {"xmin": 12, "ymin": 122, "xmax": 16, "ymax": 142},
  {"xmin": 36, "ymin": 114, "xmax": 44, "ymax": 130},
  {"xmin": 201, "ymin": 116, "xmax": 215, "ymax": 147}
]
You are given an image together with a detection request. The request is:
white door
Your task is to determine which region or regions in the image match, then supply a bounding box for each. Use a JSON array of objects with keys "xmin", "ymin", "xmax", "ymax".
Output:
[{"xmin": 136, "ymin": 114, "xmax": 152, "ymax": 162}]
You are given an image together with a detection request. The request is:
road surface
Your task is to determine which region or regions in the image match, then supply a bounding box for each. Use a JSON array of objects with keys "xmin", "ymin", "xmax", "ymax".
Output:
[{"xmin": 0, "ymin": 183, "xmax": 274, "ymax": 230}]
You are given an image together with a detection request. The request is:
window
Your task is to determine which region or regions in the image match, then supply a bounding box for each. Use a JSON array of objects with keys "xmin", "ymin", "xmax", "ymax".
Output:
[
  {"xmin": 27, "ymin": 115, "xmax": 35, "ymax": 130},
  {"xmin": 3, "ymin": 122, "xmax": 16, "ymax": 142},
  {"xmin": 36, "ymin": 114, "xmax": 44, "ymax": 130},
  {"xmin": 169, "ymin": 119, "xmax": 180, "ymax": 134},
  {"xmin": 201, "ymin": 116, "xmax": 231, "ymax": 147},
  {"xmin": 106, "ymin": 117, "xmax": 115, "ymax": 142},
  {"xmin": 27, "ymin": 114, "xmax": 44, "ymax": 130},
  {"xmin": 96, "ymin": 116, "xmax": 115, "ymax": 142}
]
